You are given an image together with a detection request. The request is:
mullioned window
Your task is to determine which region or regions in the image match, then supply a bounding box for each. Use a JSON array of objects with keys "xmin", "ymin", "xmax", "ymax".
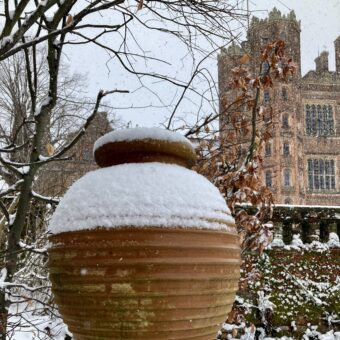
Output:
[
  {"xmin": 307, "ymin": 159, "xmax": 336, "ymax": 190},
  {"xmin": 305, "ymin": 104, "xmax": 335, "ymax": 136}
]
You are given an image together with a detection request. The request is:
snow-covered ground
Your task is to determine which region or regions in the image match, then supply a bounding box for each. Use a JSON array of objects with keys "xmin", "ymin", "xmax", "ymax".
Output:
[
  {"xmin": 218, "ymin": 323, "xmax": 340, "ymax": 340},
  {"xmin": 10, "ymin": 315, "xmax": 340, "ymax": 340},
  {"xmin": 8, "ymin": 316, "xmax": 68, "ymax": 340}
]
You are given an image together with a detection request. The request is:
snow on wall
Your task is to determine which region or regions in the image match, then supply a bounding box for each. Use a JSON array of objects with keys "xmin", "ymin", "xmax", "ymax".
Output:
[
  {"xmin": 49, "ymin": 162, "xmax": 235, "ymax": 235},
  {"xmin": 268, "ymin": 232, "xmax": 340, "ymax": 251},
  {"xmin": 93, "ymin": 127, "xmax": 193, "ymax": 152}
]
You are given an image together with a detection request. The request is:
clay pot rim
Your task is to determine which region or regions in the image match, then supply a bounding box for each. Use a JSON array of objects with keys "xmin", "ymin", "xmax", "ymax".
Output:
[{"xmin": 49, "ymin": 226, "xmax": 239, "ymax": 239}]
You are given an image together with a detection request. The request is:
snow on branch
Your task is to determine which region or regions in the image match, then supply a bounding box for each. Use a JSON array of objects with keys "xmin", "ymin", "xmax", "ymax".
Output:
[
  {"xmin": 0, "ymin": 180, "xmax": 24, "ymax": 198},
  {"xmin": 0, "ymin": 267, "xmax": 7, "ymax": 286},
  {"xmin": 0, "ymin": 280, "xmax": 50, "ymax": 292},
  {"xmin": 0, "ymin": 154, "xmax": 25, "ymax": 177},
  {"xmin": 31, "ymin": 191, "xmax": 59, "ymax": 205},
  {"xmin": 18, "ymin": 241, "xmax": 47, "ymax": 254}
]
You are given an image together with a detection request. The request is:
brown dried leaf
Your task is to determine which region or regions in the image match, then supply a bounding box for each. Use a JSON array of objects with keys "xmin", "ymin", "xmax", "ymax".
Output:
[
  {"xmin": 46, "ymin": 143, "xmax": 54, "ymax": 156},
  {"xmin": 137, "ymin": 0, "xmax": 144, "ymax": 10},
  {"xmin": 232, "ymin": 328, "xmax": 238, "ymax": 338},
  {"xmin": 240, "ymin": 54, "xmax": 250, "ymax": 65},
  {"xmin": 250, "ymin": 324, "xmax": 256, "ymax": 334},
  {"xmin": 65, "ymin": 14, "xmax": 73, "ymax": 27},
  {"xmin": 227, "ymin": 309, "xmax": 237, "ymax": 323}
]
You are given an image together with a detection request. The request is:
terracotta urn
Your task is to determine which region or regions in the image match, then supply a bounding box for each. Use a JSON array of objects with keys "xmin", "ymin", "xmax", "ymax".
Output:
[{"xmin": 48, "ymin": 128, "xmax": 241, "ymax": 340}]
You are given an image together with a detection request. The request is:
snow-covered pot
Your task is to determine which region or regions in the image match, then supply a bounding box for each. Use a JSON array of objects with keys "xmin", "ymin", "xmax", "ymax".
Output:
[{"xmin": 48, "ymin": 128, "xmax": 241, "ymax": 340}]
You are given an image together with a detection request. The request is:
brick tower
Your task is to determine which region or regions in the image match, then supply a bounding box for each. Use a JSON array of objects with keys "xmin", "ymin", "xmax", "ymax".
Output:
[{"xmin": 218, "ymin": 8, "xmax": 303, "ymax": 204}]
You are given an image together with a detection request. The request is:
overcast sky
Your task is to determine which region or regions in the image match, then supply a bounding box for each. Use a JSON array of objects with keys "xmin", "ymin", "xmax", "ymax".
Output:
[
  {"xmin": 65, "ymin": 0, "xmax": 340, "ymax": 128},
  {"xmin": 249, "ymin": 0, "xmax": 340, "ymax": 74}
]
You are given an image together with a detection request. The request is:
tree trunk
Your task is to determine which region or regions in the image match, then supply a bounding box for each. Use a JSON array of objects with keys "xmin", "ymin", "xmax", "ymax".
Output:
[
  {"xmin": 0, "ymin": 290, "xmax": 8, "ymax": 340},
  {"xmin": 1, "ymin": 172, "xmax": 35, "ymax": 338}
]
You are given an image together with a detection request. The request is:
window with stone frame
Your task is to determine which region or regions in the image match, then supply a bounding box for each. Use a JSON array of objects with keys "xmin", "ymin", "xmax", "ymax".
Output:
[
  {"xmin": 282, "ymin": 87, "xmax": 288, "ymax": 101},
  {"xmin": 262, "ymin": 61, "xmax": 270, "ymax": 75},
  {"xmin": 265, "ymin": 171, "xmax": 272, "ymax": 187},
  {"xmin": 264, "ymin": 90, "xmax": 270, "ymax": 104},
  {"xmin": 265, "ymin": 142, "xmax": 272, "ymax": 157},
  {"xmin": 305, "ymin": 104, "xmax": 335, "ymax": 136},
  {"xmin": 282, "ymin": 113, "xmax": 289, "ymax": 128},
  {"xmin": 284, "ymin": 198, "xmax": 291, "ymax": 204},
  {"xmin": 82, "ymin": 148, "xmax": 92, "ymax": 161},
  {"xmin": 283, "ymin": 169, "xmax": 291, "ymax": 187},
  {"xmin": 261, "ymin": 36, "xmax": 270, "ymax": 45},
  {"xmin": 283, "ymin": 142, "xmax": 289, "ymax": 156},
  {"xmin": 307, "ymin": 158, "xmax": 336, "ymax": 190}
]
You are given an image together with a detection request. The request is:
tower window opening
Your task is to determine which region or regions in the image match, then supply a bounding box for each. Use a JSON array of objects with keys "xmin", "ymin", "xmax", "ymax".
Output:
[
  {"xmin": 265, "ymin": 142, "xmax": 272, "ymax": 157},
  {"xmin": 264, "ymin": 90, "xmax": 270, "ymax": 104},
  {"xmin": 262, "ymin": 61, "xmax": 270, "ymax": 74},
  {"xmin": 280, "ymin": 31, "xmax": 286, "ymax": 40},
  {"xmin": 282, "ymin": 113, "xmax": 289, "ymax": 128},
  {"xmin": 284, "ymin": 169, "xmax": 291, "ymax": 187},
  {"xmin": 82, "ymin": 148, "xmax": 92, "ymax": 161},
  {"xmin": 265, "ymin": 171, "xmax": 272, "ymax": 187},
  {"xmin": 283, "ymin": 142, "xmax": 290, "ymax": 156}
]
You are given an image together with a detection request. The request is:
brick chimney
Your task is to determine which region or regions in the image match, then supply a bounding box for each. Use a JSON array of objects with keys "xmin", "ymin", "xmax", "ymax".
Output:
[
  {"xmin": 335, "ymin": 36, "xmax": 340, "ymax": 73},
  {"xmin": 314, "ymin": 51, "xmax": 329, "ymax": 73}
]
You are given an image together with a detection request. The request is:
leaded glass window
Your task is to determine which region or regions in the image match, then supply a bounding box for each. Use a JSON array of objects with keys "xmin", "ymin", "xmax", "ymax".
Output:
[
  {"xmin": 308, "ymin": 159, "xmax": 313, "ymax": 190},
  {"xmin": 305, "ymin": 104, "xmax": 335, "ymax": 136},
  {"xmin": 283, "ymin": 142, "xmax": 289, "ymax": 156},
  {"xmin": 262, "ymin": 61, "xmax": 269, "ymax": 74},
  {"xmin": 265, "ymin": 171, "xmax": 272, "ymax": 187},
  {"xmin": 82, "ymin": 148, "xmax": 92, "ymax": 161},
  {"xmin": 284, "ymin": 169, "xmax": 291, "ymax": 187},
  {"xmin": 306, "ymin": 104, "xmax": 311, "ymax": 135},
  {"xmin": 264, "ymin": 90, "xmax": 270, "ymax": 104},
  {"xmin": 265, "ymin": 142, "xmax": 271, "ymax": 157},
  {"xmin": 327, "ymin": 105, "xmax": 334, "ymax": 135},
  {"xmin": 282, "ymin": 113, "xmax": 289, "ymax": 128},
  {"xmin": 282, "ymin": 87, "xmax": 288, "ymax": 101},
  {"xmin": 308, "ymin": 159, "xmax": 336, "ymax": 190}
]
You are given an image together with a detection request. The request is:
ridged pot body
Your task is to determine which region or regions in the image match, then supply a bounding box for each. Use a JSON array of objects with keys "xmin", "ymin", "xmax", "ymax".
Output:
[{"xmin": 49, "ymin": 228, "xmax": 240, "ymax": 340}]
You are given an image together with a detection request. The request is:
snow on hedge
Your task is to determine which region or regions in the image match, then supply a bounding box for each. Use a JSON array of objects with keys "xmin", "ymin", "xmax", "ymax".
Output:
[
  {"xmin": 93, "ymin": 127, "xmax": 192, "ymax": 152},
  {"xmin": 49, "ymin": 162, "xmax": 235, "ymax": 234}
]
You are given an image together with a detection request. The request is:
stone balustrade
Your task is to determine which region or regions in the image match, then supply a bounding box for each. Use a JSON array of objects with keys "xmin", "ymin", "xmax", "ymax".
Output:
[
  {"xmin": 271, "ymin": 205, "xmax": 340, "ymax": 244},
  {"xmin": 240, "ymin": 204, "xmax": 340, "ymax": 245}
]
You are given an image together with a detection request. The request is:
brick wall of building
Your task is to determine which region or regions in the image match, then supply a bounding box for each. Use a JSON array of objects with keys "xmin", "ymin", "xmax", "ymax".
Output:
[{"xmin": 218, "ymin": 8, "xmax": 340, "ymax": 206}]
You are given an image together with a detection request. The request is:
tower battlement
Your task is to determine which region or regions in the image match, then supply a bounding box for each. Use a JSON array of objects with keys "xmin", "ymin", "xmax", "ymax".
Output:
[{"xmin": 250, "ymin": 7, "xmax": 300, "ymax": 29}]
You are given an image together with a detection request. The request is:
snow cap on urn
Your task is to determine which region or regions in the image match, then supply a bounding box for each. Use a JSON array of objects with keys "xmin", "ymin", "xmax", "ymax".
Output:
[{"xmin": 49, "ymin": 127, "xmax": 235, "ymax": 235}]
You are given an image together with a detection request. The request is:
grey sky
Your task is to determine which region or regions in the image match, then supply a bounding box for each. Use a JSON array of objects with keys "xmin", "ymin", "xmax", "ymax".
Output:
[{"xmin": 66, "ymin": 1, "xmax": 340, "ymax": 128}]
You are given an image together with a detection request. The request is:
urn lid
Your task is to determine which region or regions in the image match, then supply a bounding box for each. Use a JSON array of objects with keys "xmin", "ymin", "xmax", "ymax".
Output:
[{"xmin": 94, "ymin": 127, "xmax": 196, "ymax": 168}]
